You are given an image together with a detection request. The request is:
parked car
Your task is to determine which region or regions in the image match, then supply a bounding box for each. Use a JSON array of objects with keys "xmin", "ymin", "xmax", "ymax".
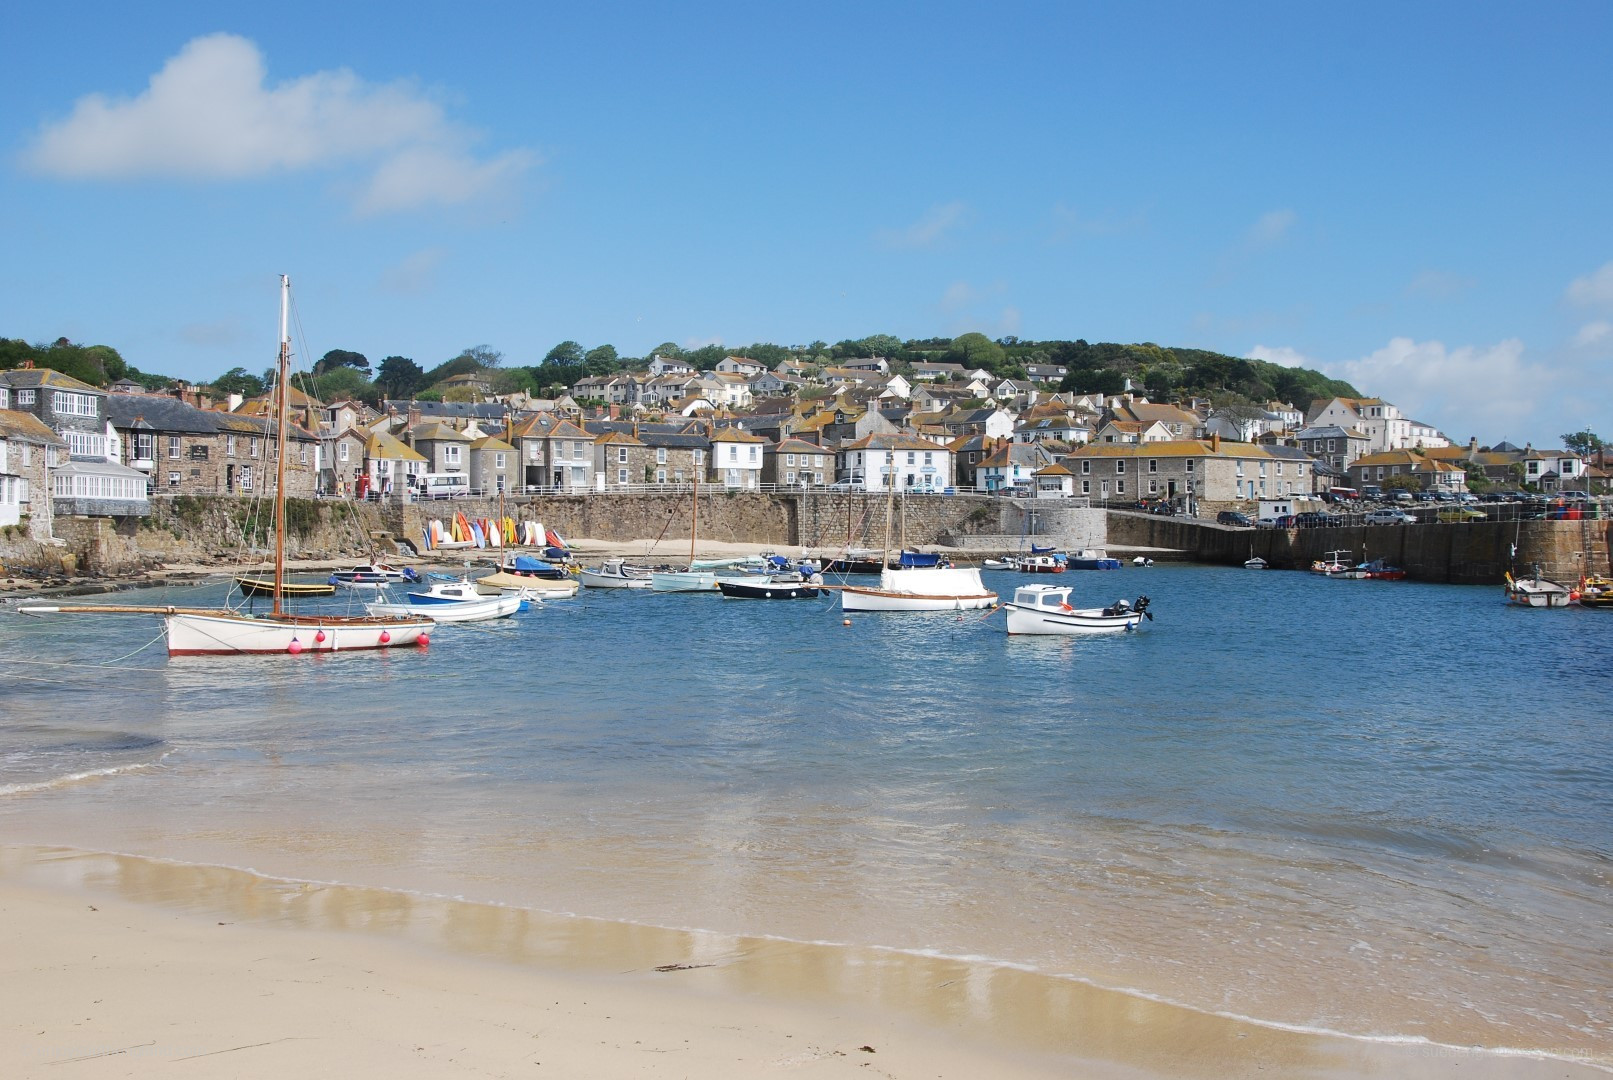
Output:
[
  {"xmin": 1559, "ymin": 490, "xmax": 1592, "ymax": 501},
  {"xmin": 827, "ymin": 476, "xmax": 866, "ymax": 490},
  {"xmin": 1455, "ymin": 492, "xmax": 1478, "ymax": 504},
  {"xmin": 1257, "ymin": 514, "xmax": 1295, "ymax": 529},
  {"xmin": 1365, "ymin": 508, "xmax": 1416, "ymax": 525},
  {"xmin": 1217, "ymin": 510, "xmax": 1253, "ymax": 527},
  {"xmin": 1293, "ymin": 511, "xmax": 1339, "ymax": 528},
  {"xmin": 1479, "ymin": 492, "xmax": 1510, "ymax": 503},
  {"xmin": 1362, "ymin": 485, "xmax": 1383, "ymax": 500},
  {"xmin": 1412, "ymin": 490, "xmax": 1436, "ymax": 502},
  {"xmin": 1437, "ymin": 507, "xmax": 1486, "ymax": 522},
  {"xmin": 1392, "ymin": 491, "xmax": 1415, "ymax": 504},
  {"xmin": 1431, "ymin": 490, "xmax": 1456, "ymax": 502}
]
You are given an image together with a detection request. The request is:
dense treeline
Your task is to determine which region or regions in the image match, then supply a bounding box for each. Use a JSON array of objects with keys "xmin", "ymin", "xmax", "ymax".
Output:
[{"xmin": 0, "ymin": 330, "xmax": 1358, "ymax": 412}]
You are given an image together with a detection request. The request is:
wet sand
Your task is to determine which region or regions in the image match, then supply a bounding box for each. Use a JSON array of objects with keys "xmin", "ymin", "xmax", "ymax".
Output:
[{"xmin": 2, "ymin": 846, "xmax": 1602, "ymax": 1080}]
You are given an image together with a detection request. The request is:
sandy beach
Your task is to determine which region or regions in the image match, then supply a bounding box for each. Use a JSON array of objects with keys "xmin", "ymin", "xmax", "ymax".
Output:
[{"xmin": 2, "ymin": 846, "xmax": 1603, "ymax": 1080}]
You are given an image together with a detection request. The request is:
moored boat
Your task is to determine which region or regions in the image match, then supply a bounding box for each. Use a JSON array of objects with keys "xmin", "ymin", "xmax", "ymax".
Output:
[
  {"xmin": 840, "ymin": 566, "xmax": 998, "ymax": 612},
  {"xmin": 1003, "ymin": 583, "xmax": 1152, "ymax": 635},
  {"xmin": 235, "ymin": 575, "xmax": 336, "ymax": 598},
  {"xmin": 717, "ymin": 574, "xmax": 823, "ymax": 600},
  {"xmin": 1504, "ymin": 569, "xmax": 1572, "ymax": 607},
  {"xmin": 1577, "ymin": 574, "xmax": 1613, "ymax": 608},
  {"xmin": 1065, "ymin": 548, "xmax": 1123, "ymax": 570},
  {"xmin": 367, "ymin": 589, "xmax": 523, "ymax": 623},
  {"xmin": 580, "ymin": 558, "xmax": 656, "ymax": 589}
]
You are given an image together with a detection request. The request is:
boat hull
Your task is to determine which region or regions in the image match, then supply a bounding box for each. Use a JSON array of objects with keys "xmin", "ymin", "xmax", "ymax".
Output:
[
  {"xmin": 475, "ymin": 571, "xmax": 579, "ymax": 599},
  {"xmin": 718, "ymin": 580, "xmax": 822, "ymax": 600},
  {"xmin": 650, "ymin": 571, "xmax": 718, "ymax": 592},
  {"xmin": 367, "ymin": 594, "xmax": 521, "ymax": 623},
  {"xmin": 235, "ymin": 576, "xmax": 336, "ymax": 598},
  {"xmin": 164, "ymin": 611, "xmax": 433, "ymax": 655},
  {"xmin": 580, "ymin": 570, "xmax": 654, "ymax": 589},
  {"xmin": 1003, "ymin": 602, "xmax": 1144, "ymax": 634},
  {"xmin": 839, "ymin": 566, "xmax": 997, "ymax": 612}
]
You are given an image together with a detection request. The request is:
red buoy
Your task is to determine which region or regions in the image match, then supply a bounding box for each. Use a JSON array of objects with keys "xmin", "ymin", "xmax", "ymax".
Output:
[
  {"xmin": 379, "ymin": 630, "xmax": 392, "ymax": 644},
  {"xmin": 287, "ymin": 638, "xmax": 303, "ymax": 654}
]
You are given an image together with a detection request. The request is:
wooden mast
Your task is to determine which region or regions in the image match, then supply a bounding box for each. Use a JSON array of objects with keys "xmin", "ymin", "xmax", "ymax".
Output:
[
  {"xmin": 271, "ymin": 275, "xmax": 291, "ymax": 616},
  {"xmin": 689, "ymin": 440, "xmax": 701, "ymax": 567}
]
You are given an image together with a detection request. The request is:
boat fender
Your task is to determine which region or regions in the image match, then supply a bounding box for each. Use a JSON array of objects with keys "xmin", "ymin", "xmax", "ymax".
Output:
[{"xmin": 1060, "ymin": 602, "xmax": 1074, "ymax": 612}]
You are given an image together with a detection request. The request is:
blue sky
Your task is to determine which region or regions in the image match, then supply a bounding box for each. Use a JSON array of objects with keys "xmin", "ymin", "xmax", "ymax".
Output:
[{"xmin": 3, "ymin": 2, "xmax": 1609, "ymax": 449}]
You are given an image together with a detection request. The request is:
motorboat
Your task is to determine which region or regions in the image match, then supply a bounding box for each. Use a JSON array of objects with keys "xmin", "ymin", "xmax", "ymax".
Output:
[
  {"xmin": 367, "ymin": 590, "xmax": 523, "ymax": 623},
  {"xmin": 1065, "ymin": 549, "xmax": 1123, "ymax": 570},
  {"xmin": 982, "ymin": 557, "xmax": 1017, "ymax": 571},
  {"xmin": 650, "ymin": 569, "xmax": 719, "ymax": 592},
  {"xmin": 1243, "ymin": 557, "xmax": 1269, "ymax": 570},
  {"xmin": 1016, "ymin": 553, "xmax": 1066, "ymax": 573},
  {"xmin": 1003, "ymin": 583, "xmax": 1152, "ymax": 635},
  {"xmin": 1504, "ymin": 569, "xmax": 1572, "ymax": 608},
  {"xmin": 717, "ymin": 573, "xmax": 823, "ymax": 600},
  {"xmin": 1577, "ymin": 575, "xmax": 1613, "ymax": 608},
  {"xmin": 580, "ymin": 558, "xmax": 656, "ymax": 589},
  {"xmin": 330, "ymin": 562, "xmax": 420, "ymax": 589},
  {"xmin": 475, "ymin": 571, "xmax": 579, "ymax": 599},
  {"xmin": 1310, "ymin": 550, "xmax": 1351, "ymax": 575}
]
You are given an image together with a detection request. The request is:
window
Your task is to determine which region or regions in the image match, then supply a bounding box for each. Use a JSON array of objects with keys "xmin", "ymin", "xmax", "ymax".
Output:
[
  {"xmin": 1185, "ymin": 459, "xmax": 1194, "ymax": 474},
  {"xmin": 695, "ymin": 449, "xmax": 705, "ymax": 465},
  {"xmin": 1081, "ymin": 479, "xmax": 1090, "ymax": 494},
  {"xmin": 167, "ymin": 436, "xmax": 181, "ymax": 458},
  {"xmin": 298, "ymin": 443, "xmax": 307, "ymax": 464},
  {"xmin": 1116, "ymin": 479, "xmax": 1125, "ymax": 494},
  {"xmin": 1276, "ymin": 462, "xmax": 1284, "ymax": 476},
  {"xmin": 226, "ymin": 434, "xmax": 237, "ymax": 456},
  {"xmin": 495, "ymin": 453, "xmax": 506, "ymax": 469},
  {"xmin": 617, "ymin": 447, "xmax": 629, "ymax": 463},
  {"xmin": 1080, "ymin": 460, "xmax": 1090, "ymax": 474},
  {"xmin": 69, "ymin": 431, "xmax": 106, "ymax": 458},
  {"xmin": 786, "ymin": 453, "xmax": 796, "ymax": 467},
  {"xmin": 18, "ymin": 389, "xmax": 36, "ymax": 405},
  {"xmin": 1148, "ymin": 480, "xmax": 1158, "ymax": 494},
  {"xmin": 250, "ymin": 437, "xmax": 260, "ymax": 458},
  {"xmin": 785, "ymin": 471, "xmax": 796, "ymax": 484},
  {"xmin": 168, "ymin": 472, "xmax": 181, "ymax": 488},
  {"xmin": 729, "ymin": 445, "xmax": 738, "ymax": 461},
  {"xmin": 657, "ymin": 447, "xmax": 667, "ymax": 464},
  {"xmin": 656, "ymin": 469, "xmax": 666, "ymax": 484},
  {"xmin": 132, "ymin": 433, "xmax": 155, "ymax": 461},
  {"xmin": 617, "ymin": 467, "xmax": 628, "ymax": 484},
  {"xmin": 1148, "ymin": 459, "xmax": 1157, "ymax": 473},
  {"xmin": 1116, "ymin": 460, "xmax": 1126, "ymax": 474},
  {"xmin": 572, "ymin": 442, "xmax": 585, "ymax": 459},
  {"xmin": 241, "ymin": 465, "xmax": 254, "ymax": 490},
  {"xmin": 445, "ymin": 445, "xmax": 461, "ymax": 465},
  {"xmin": 53, "ymin": 391, "xmax": 99, "ymax": 417},
  {"xmin": 907, "ymin": 451, "xmax": 916, "ymax": 464}
]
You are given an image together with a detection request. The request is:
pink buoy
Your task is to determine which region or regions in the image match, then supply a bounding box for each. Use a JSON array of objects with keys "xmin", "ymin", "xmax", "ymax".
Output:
[
  {"xmin": 379, "ymin": 630, "xmax": 391, "ymax": 644},
  {"xmin": 417, "ymin": 633, "xmax": 430, "ymax": 647},
  {"xmin": 314, "ymin": 629, "xmax": 326, "ymax": 643},
  {"xmin": 287, "ymin": 638, "xmax": 303, "ymax": 654}
]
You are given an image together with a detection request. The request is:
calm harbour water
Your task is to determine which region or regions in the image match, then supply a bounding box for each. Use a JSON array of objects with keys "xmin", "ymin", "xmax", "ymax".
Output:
[{"xmin": 2, "ymin": 564, "xmax": 1610, "ymax": 1066}]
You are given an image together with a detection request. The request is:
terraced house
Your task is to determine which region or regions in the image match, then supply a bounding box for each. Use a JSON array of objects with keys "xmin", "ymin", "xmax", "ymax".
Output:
[
  {"xmin": 0, "ymin": 365, "xmax": 149, "ymax": 518},
  {"xmin": 1060, "ymin": 437, "xmax": 1310, "ymax": 506}
]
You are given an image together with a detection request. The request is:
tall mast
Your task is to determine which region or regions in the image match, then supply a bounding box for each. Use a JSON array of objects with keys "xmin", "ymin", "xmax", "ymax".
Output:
[
  {"xmin": 272, "ymin": 275, "xmax": 291, "ymax": 616},
  {"xmin": 690, "ymin": 441, "xmax": 701, "ymax": 565},
  {"xmin": 880, "ymin": 444, "xmax": 896, "ymax": 569}
]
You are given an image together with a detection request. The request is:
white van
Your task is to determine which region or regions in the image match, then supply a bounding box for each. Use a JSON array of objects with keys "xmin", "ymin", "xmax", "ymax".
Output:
[{"xmin": 410, "ymin": 473, "xmax": 470, "ymax": 499}]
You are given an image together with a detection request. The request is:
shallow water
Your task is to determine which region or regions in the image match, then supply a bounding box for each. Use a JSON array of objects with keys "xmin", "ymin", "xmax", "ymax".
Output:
[{"xmin": 2, "ymin": 565, "xmax": 1610, "ymax": 1064}]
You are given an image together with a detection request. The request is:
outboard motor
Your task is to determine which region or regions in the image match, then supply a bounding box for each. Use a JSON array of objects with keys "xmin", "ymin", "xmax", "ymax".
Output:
[{"xmin": 1134, "ymin": 595, "xmax": 1153, "ymax": 620}]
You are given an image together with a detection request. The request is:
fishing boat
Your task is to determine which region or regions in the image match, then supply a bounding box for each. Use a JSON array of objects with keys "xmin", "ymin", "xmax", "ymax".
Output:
[
  {"xmin": 1503, "ymin": 569, "xmax": 1572, "ymax": 608},
  {"xmin": 1016, "ymin": 553, "xmax": 1066, "ymax": 573},
  {"xmin": 235, "ymin": 575, "xmax": 336, "ymax": 598},
  {"xmin": 1002, "ymin": 583, "xmax": 1152, "ymax": 635},
  {"xmin": 840, "ymin": 469, "xmax": 997, "ymax": 612},
  {"xmin": 1577, "ymin": 575, "xmax": 1613, "ymax": 608},
  {"xmin": 1350, "ymin": 558, "xmax": 1406, "ymax": 581},
  {"xmin": 21, "ymin": 276, "xmax": 433, "ymax": 655},
  {"xmin": 579, "ymin": 558, "xmax": 656, "ymax": 589},
  {"xmin": 1065, "ymin": 548, "xmax": 1123, "ymax": 570},
  {"xmin": 1243, "ymin": 557, "xmax": 1269, "ymax": 570},
  {"xmin": 1310, "ymin": 550, "xmax": 1352, "ymax": 575}
]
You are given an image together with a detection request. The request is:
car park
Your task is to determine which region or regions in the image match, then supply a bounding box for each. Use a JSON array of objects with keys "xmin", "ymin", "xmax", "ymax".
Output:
[
  {"xmin": 1365, "ymin": 508, "xmax": 1416, "ymax": 525},
  {"xmin": 1392, "ymin": 491, "xmax": 1415, "ymax": 504},
  {"xmin": 1559, "ymin": 490, "xmax": 1592, "ymax": 501},
  {"xmin": 1216, "ymin": 510, "xmax": 1253, "ymax": 527},
  {"xmin": 1432, "ymin": 490, "xmax": 1456, "ymax": 502},
  {"xmin": 1455, "ymin": 492, "xmax": 1478, "ymax": 504},
  {"xmin": 1257, "ymin": 514, "xmax": 1295, "ymax": 528}
]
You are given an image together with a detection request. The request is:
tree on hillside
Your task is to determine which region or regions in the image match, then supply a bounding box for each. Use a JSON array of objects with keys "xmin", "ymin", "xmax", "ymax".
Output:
[
  {"xmin": 1066, "ymin": 368, "xmax": 1125, "ymax": 395},
  {"xmin": 310, "ymin": 366, "xmax": 376, "ymax": 405},
  {"xmin": 209, "ymin": 366, "xmax": 266, "ymax": 398},
  {"xmin": 458, "ymin": 345, "xmax": 504, "ymax": 368},
  {"xmin": 315, "ymin": 349, "xmax": 369, "ymax": 376},
  {"xmin": 583, "ymin": 344, "xmax": 619, "ymax": 371},
  {"xmin": 544, "ymin": 341, "xmax": 585, "ymax": 366},
  {"xmin": 1562, "ymin": 429, "xmax": 1603, "ymax": 456},
  {"xmin": 945, "ymin": 332, "xmax": 1006, "ymax": 373},
  {"xmin": 374, "ymin": 356, "xmax": 425, "ymax": 400},
  {"xmin": 687, "ymin": 343, "xmax": 727, "ymax": 369}
]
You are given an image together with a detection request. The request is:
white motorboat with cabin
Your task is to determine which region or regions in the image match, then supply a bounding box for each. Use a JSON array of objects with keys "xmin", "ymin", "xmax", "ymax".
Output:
[{"xmin": 1002, "ymin": 583, "xmax": 1152, "ymax": 635}]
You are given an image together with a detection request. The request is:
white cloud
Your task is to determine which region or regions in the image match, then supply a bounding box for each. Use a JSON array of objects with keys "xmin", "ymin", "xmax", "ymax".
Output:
[
  {"xmin": 877, "ymin": 201, "xmax": 967, "ymax": 249},
  {"xmin": 379, "ymin": 248, "xmax": 449, "ymax": 295},
  {"xmin": 1404, "ymin": 269, "xmax": 1476, "ymax": 300},
  {"xmin": 1573, "ymin": 321, "xmax": 1612, "ymax": 348},
  {"xmin": 1335, "ymin": 336, "xmax": 1554, "ymax": 439},
  {"xmin": 1245, "ymin": 208, "xmax": 1297, "ymax": 249},
  {"xmin": 940, "ymin": 281, "xmax": 977, "ymax": 310},
  {"xmin": 1047, "ymin": 201, "xmax": 1144, "ymax": 243},
  {"xmin": 22, "ymin": 33, "xmax": 532, "ymax": 213},
  {"xmin": 1566, "ymin": 262, "xmax": 1613, "ymax": 308},
  {"xmin": 1245, "ymin": 344, "xmax": 1318, "ymax": 368}
]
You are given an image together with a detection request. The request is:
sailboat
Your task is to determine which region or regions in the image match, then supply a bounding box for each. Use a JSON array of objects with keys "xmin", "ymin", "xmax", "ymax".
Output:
[
  {"xmin": 21, "ymin": 276, "xmax": 435, "ymax": 655},
  {"xmin": 651, "ymin": 450, "xmax": 719, "ymax": 592},
  {"xmin": 839, "ymin": 464, "xmax": 997, "ymax": 612}
]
